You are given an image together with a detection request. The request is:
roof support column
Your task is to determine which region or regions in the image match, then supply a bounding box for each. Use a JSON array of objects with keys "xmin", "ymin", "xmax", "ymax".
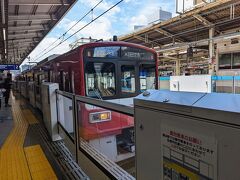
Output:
[
  {"xmin": 209, "ymin": 27, "xmax": 215, "ymax": 75},
  {"xmin": 175, "ymin": 51, "xmax": 180, "ymax": 76}
]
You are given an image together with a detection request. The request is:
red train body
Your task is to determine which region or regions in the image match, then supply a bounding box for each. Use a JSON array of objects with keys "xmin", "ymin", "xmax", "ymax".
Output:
[{"xmin": 28, "ymin": 41, "xmax": 158, "ymax": 143}]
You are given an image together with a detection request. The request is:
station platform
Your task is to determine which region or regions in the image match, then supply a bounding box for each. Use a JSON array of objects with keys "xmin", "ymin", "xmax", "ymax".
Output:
[{"xmin": 0, "ymin": 92, "xmax": 88, "ymax": 180}]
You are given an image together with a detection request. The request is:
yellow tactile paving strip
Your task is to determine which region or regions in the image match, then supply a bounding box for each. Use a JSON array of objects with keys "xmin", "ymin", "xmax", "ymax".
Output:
[
  {"xmin": 0, "ymin": 95, "xmax": 57, "ymax": 180},
  {"xmin": 24, "ymin": 145, "xmax": 57, "ymax": 180},
  {"xmin": 23, "ymin": 109, "xmax": 39, "ymax": 124},
  {"xmin": 0, "ymin": 95, "xmax": 31, "ymax": 180}
]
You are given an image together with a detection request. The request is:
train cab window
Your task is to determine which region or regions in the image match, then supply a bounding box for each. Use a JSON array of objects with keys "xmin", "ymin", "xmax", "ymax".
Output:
[
  {"xmin": 139, "ymin": 64, "xmax": 156, "ymax": 91},
  {"xmin": 85, "ymin": 46, "xmax": 120, "ymax": 58},
  {"xmin": 121, "ymin": 65, "xmax": 135, "ymax": 93},
  {"xmin": 85, "ymin": 62, "xmax": 116, "ymax": 98}
]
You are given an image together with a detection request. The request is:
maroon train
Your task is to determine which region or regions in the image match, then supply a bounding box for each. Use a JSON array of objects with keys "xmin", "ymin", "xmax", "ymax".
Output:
[{"xmin": 21, "ymin": 41, "xmax": 158, "ymax": 161}]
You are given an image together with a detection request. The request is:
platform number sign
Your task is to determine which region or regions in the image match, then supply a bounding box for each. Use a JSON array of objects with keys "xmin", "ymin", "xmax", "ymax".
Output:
[{"xmin": 0, "ymin": 64, "xmax": 20, "ymax": 70}]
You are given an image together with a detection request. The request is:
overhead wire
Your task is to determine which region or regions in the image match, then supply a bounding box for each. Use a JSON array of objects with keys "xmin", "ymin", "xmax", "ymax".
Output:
[
  {"xmin": 34, "ymin": 0, "xmax": 124, "ymax": 62},
  {"xmin": 33, "ymin": 0, "xmax": 104, "ymax": 61}
]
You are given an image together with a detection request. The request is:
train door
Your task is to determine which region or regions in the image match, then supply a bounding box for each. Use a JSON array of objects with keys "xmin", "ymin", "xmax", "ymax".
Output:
[
  {"xmin": 59, "ymin": 71, "xmax": 64, "ymax": 91},
  {"xmin": 60, "ymin": 68, "xmax": 74, "ymax": 135},
  {"xmin": 139, "ymin": 62, "xmax": 156, "ymax": 92},
  {"xmin": 118, "ymin": 61, "xmax": 139, "ymax": 98}
]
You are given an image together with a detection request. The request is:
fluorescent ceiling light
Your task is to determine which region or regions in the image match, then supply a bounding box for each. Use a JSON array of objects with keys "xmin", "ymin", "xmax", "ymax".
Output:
[{"xmin": 3, "ymin": 28, "xmax": 6, "ymax": 41}]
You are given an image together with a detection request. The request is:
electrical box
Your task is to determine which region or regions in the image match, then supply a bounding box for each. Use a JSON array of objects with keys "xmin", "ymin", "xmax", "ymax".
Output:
[
  {"xmin": 41, "ymin": 82, "xmax": 61, "ymax": 141},
  {"xmin": 134, "ymin": 90, "xmax": 240, "ymax": 180}
]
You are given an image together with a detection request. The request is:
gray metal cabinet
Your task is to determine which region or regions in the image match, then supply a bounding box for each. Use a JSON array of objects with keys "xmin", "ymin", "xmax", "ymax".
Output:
[{"xmin": 134, "ymin": 90, "xmax": 240, "ymax": 180}]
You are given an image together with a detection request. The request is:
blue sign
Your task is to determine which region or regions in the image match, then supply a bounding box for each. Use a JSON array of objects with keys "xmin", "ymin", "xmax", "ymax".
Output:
[{"xmin": 0, "ymin": 64, "xmax": 19, "ymax": 70}]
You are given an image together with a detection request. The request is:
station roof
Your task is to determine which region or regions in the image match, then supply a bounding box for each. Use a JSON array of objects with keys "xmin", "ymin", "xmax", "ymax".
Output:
[
  {"xmin": 0, "ymin": 0, "xmax": 76, "ymax": 65},
  {"xmin": 119, "ymin": 0, "xmax": 240, "ymax": 52}
]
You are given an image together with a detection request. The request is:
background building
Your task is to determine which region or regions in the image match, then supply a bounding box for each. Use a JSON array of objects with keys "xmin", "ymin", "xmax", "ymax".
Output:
[
  {"xmin": 133, "ymin": 8, "xmax": 172, "ymax": 30},
  {"xmin": 134, "ymin": 25, "xmax": 145, "ymax": 31},
  {"xmin": 147, "ymin": 8, "xmax": 172, "ymax": 24}
]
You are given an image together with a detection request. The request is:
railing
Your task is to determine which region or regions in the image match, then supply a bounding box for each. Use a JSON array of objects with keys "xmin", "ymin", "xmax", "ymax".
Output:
[{"xmin": 55, "ymin": 90, "xmax": 135, "ymax": 180}]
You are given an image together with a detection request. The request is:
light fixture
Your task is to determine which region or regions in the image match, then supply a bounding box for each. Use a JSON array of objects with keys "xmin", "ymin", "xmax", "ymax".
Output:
[{"xmin": 3, "ymin": 28, "xmax": 6, "ymax": 41}]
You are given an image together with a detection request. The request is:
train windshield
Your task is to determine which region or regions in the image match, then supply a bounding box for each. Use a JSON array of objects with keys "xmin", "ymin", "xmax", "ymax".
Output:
[
  {"xmin": 85, "ymin": 62, "xmax": 116, "ymax": 98},
  {"xmin": 84, "ymin": 45, "xmax": 156, "ymax": 99}
]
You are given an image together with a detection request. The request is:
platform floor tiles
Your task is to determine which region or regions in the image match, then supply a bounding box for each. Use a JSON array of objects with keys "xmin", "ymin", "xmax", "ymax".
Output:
[
  {"xmin": 25, "ymin": 145, "xmax": 57, "ymax": 179},
  {"xmin": 0, "ymin": 95, "xmax": 57, "ymax": 180}
]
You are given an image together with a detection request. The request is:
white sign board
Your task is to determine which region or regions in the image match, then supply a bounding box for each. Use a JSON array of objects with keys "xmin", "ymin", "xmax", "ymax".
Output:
[
  {"xmin": 161, "ymin": 124, "xmax": 217, "ymax": 180},
  {"xmin": 170, "ymin": 75, "xmax": 212, "ymax": 93}
]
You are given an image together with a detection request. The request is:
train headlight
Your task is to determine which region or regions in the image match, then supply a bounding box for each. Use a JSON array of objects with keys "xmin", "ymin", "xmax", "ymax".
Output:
[{"xmin": 89, "ymin": 111, "xmax": 111, "ymax": 123}]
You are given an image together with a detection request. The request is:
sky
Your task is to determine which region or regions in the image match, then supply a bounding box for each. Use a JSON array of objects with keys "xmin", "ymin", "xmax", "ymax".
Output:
[{"xmin": 22, "ymin": 0, "xmax": 176, "ymax": 65}]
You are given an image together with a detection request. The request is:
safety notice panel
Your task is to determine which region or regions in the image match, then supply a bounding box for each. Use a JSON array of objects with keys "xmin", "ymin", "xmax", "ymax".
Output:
[{"xmin": 161, "ymin": 124, "xmax": 217, "ymax": 180}]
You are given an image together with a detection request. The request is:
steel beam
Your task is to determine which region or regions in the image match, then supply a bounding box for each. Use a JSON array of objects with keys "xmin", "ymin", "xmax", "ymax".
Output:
[
  {"xmin": 8, "ymin": 0, "xmax": 71, "ymax": 6},
  {"xmin": 193, "ymin": 14, "xmax": 213, "ymax": 27},
  {"xmin": 8, "ymin": 49, "xmax": 31, "ymax": 53},
  {"xmin": 10, "ymin": 38, "xmax": 40, "ymax": 43},
  {"xmin": 193, "ymin": 14, "xmax": 221, "ymax": 34},
  {"xmin": 134, "ymin": 35, "xmax": 161, "ymax": 47},
  {"xmin": 154, "ymin": 28, "xmax": 185, "ymax": 43},
  {"xmin": 8, "ymin": 32, "xmax": 43, "ymax": 39},
  {"xmin": 8, "ymin": 14, "xmax": 57, "ymax": 22},
  {"xmin": 8, "ymin": 48, "xmax": 29, "ymax": 51},
  {"xmin": 8, "ymin": 25, "xmax": 45, "ymax": 31},
  {"xmin": 8, "ymin": 43, "xmax": 35, "ymax": 49},
  {"xmin": 156, "ymin": 31, "xmax": 240, "ymax": 53},
  {"xmin": 8, "ymin": 28, "xmax": 45, "ymax": 33}
]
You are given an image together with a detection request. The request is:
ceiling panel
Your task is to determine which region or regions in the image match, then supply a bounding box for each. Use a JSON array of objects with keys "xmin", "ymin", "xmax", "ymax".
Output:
[{"xmin": 0, "ymin": 0, "xmax": 77, "ymax": 64}]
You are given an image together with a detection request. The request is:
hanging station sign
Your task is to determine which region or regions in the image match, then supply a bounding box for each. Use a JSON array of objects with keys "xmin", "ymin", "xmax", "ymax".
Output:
[{"xmin": 0, "ymin": 64, "xmax": 20, "ymax": 70}]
